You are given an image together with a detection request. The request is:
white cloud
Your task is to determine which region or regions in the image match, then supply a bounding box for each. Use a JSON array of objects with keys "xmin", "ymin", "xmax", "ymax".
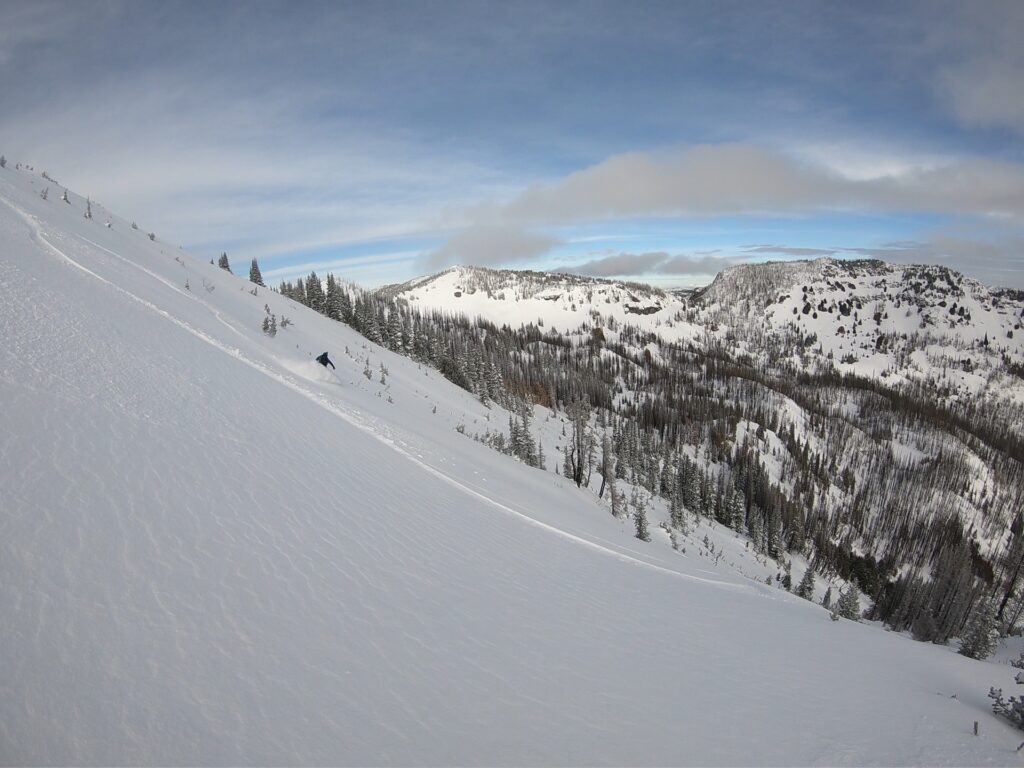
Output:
[
  {"xmin": 743, "ymin": 244, "xmax": 837, "ymax": 258},
  {"xmin": 566, "ymin": 251, "xmax": 744, "ymax": 278},
  {"xmin": 479, "ymin": 145, "xmax": 1024, "ymax": 225},
  {"xmin": 934, "ymin": 3, "xmax": 1024, "ymax": 135},
  {"xmin": 428, "ymin": 144, "xmax": 1024, "ymax": 275},
  {"xmin": 422, "ymin": 225, "xmax": 562, "ymax": 270}
]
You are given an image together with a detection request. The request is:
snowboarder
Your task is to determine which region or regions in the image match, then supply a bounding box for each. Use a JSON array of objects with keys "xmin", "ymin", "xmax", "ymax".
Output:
[{"xmin": 316, "ymin": 352, "xmax": 335, "ymax": 370}]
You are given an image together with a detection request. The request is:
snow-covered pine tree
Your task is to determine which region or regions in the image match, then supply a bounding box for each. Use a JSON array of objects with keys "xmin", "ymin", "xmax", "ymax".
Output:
[
  {"xmin": 631, "ymin": 487, "xmax": 650, "ymax": 542},
  {"xmin": 728, "ymin": 486, "xmax": 746, "ymax": 534},
  {"xmin": 0, "ymin": 154, "xmax": 5, "ymax": 168},
  {"xmin": 837, "ymin": 585, "xmax": 861, "ymax": 621},
  {"xmin": 608, "ymin": 464, "xmax": 623, "ymax": 517},
  {"xmin": 990, "ymin": 653, "xmax": 1024, "ymax": 730},
  {"xmin": 339, "ymin": 289, "xmax": 353, "ymax": 324},
  {"xmin": 325, "ymin": 276, "xmax": 342, "ymax": 320},
  {"xmin": 306, "ymin": 272, "xmax": 325, "ymax": 313},
  {"xmin": 509, "ymin": 415, "xmax": 522, "ymax": 458},
  {"xmin": 659, "ymin": 448, "xmax": 675, "ymax": 497},
  {"xmin": 218, "ymin": 252, "xmax": 232, "ymax": 273},
  {"xmin": 766, "ymin": 506, "xmax": 782, "ymax": 558},
  {"xmin": 249, "ymin": 258, "xmax": 265, "ymax": 286},
  {"xmin": 519, "ymin": 410, "xmax": 537, "ymax": 466},
  {"xmin": 748, "ymin": 512, "xmax": 764, "ymax": 554},
  {"xmin": 822, "ymin": 586, "xmax": 833, "ymax": 611},
  {"xmin": 684, "ymin": 458, "xmax": 701, "ymax": 511},
  {"xmin": 669, "ymin": 482, "xmax": 685, "ymax": 531},
  {"xmin": 959, "ymin": 597, "xmax": 1000, "ymax": 660},
  {"xmin": 795, "ymin": 567, "xmax": 815, "ymax": 600},
  {"xmin": 781, "ymin": 563, "xmax": 792, "ymax": 591}
]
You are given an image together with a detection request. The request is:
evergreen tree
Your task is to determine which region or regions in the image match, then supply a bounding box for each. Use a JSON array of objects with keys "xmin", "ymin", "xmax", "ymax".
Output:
[
  {"xmin": 959, "ymin": 598, "xmax": 1000, "ymax": 660},
  {"xmin": 683, "ymin": 458, "xmax": 701, "ymax": 510},
  {"xmin": 990, "ymin": 655, "xmax": 1024, "ymax": 730},
  {"xmin": 631, "ymin": 487, "xmax": 650, "ymax": 542},
  {"xmin": 669, "ymin": 482, "xmax": 686, "ymax": 532},
  {"xmin": 728, "ymin": 486, "xmax": 746, "ymax": 534},
  {"xmin": 837, "ymin": 585, "xmax": 861, "ymax": 621},
  {"xmin": 0, "ymin": 155, "xmax": 5, "ymax": 168},
  {"xmin": 610, "ymin": 478, "xmax": 625, "ymax": 518},
  {"xmin": 387, "ymin": 310, "xmax": 403, "ymax": 352},
  {"xmin": 822, "ymin": 586, "xmax": 833, "ymax": 611},
  {"xmin": 306, "ymin": 271, "xmax": 325, "ymax": 313},
  {"xmin": 766, "ymin": 505, "xmax": 782, "ymax": 559},
  {"xmin": 509, "ymin": 415, "xmax": 523, "ymax": 459},
  {"xmin": 218, "ymin": 252, "xmax": 232, "ymax": 273},
  {"xmin": 781, "ymin": 563, "xmax": 792, "ymax": 591},
  {"xmin": 597, "ymin": 434, "xmax": 615, "ymax": 499},
  {"xmin": 340, "ymin": 289, "xmax": 353, "ymax": 324},
  {"xmin": 795, "ymin": 567, "xmax": 816, "ymax": 600},
  {"xmin": 325, "ymin": 276, "xmax": 343, "ymax": 320},
  {"xmin": 249, "ymin": 258, "xmax": 265, "ymax": 286},
  {"xmin": 565, "ymin": 400, "xmax": 592, "ymax": 488}
]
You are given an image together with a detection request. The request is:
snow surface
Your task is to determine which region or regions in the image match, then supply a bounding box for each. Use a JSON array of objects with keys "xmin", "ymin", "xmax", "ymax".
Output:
[{"xmin": 2, "ymin": 166, "xmax": 1022, "ymax": 765}]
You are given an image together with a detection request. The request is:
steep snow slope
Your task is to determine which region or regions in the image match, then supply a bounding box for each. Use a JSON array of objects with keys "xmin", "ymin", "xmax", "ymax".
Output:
[{"xmin": 1, "ymin": 166, "xmax": 1021, "ymax": 765}]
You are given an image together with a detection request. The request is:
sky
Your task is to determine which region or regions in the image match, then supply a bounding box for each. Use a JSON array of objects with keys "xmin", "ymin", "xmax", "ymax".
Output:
[{"xmin": 1, "ymin": 0, "xmax": 1023, "ymax": 288}]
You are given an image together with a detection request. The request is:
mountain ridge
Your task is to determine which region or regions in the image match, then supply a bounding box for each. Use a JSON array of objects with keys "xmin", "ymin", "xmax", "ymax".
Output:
[{"xmin": 382, "ymin": 260, "xmax": 1024, "ymax": 413}]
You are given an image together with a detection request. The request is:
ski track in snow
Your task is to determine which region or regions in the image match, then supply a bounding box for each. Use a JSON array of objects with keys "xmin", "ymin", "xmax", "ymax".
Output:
[{"xmin": 9, "ymin": 199, "xmax": 752, "ymax": 595}]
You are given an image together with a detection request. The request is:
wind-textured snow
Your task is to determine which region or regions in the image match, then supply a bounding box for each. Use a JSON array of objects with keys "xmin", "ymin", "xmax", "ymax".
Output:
[{"xmin": 1, "ymin": 166, "xmax": 1021, "ymax": 765}]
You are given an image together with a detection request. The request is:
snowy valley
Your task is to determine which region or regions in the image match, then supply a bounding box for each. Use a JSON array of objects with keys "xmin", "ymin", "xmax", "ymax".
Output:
[{"xmin": 3, "ymin": 162, "xmax": 1024, "ymax": 765}]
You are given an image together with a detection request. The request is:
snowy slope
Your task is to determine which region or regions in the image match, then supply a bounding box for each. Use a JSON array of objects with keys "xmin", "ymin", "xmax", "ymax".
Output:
[{"xmin": 2, "ymin": 165, "xmax": 1022, "ymax": 765}]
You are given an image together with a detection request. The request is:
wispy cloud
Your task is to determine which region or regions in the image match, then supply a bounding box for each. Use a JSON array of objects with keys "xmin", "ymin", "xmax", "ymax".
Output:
[
  {"xmin": 565, "ymin": 251, "xmax": 743, "ymax": 278},
  {"xmin": 743, "ymin": 244, "xmax": 838, "ymax": 258},
  {"xmin": 934, "ymin": 2, "xmax": 1024, "ymax": 135},
  {"xmin": 3, "ymin": 2, "xmax": 1023, "ymax": 288},
  {"xmin": 465, "ymin": 145, "xmax": 1024, "ymax": 226},
  {"xmin": 845, "ymin": 231, "xmax": 1024, "ymax": 288},
  {"xmin": 423, "ymin": 225, "xmax": 562, "ymax": 270},
  {"xmin": 428, "ymin": 144, "xmax": 1024, "ymax": 278}
]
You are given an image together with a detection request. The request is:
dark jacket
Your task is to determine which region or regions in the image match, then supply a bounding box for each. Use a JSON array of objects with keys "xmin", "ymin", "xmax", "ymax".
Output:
[{"xmin": 316, "ymin": 352, "xmax": 335, "ymax": 369}]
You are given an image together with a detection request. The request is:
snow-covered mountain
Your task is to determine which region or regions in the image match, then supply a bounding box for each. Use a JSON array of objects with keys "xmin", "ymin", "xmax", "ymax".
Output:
[
  {"xmin": 3, "ymin": 162, "xmax": 1023, "ymax": 765},
  {"xmin": 382, "ymin": 265, "xmax": 680, "ymax": 332},
  {"xmin": 385, "ymin": 261, "xmax": 1024, "ymax": 411}
]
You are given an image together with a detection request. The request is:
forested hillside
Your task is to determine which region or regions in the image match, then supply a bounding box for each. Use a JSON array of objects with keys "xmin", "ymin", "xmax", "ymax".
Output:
[{"xmin": 276, "ymin": 262, "xmax": 1024, "ymax": 646}]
